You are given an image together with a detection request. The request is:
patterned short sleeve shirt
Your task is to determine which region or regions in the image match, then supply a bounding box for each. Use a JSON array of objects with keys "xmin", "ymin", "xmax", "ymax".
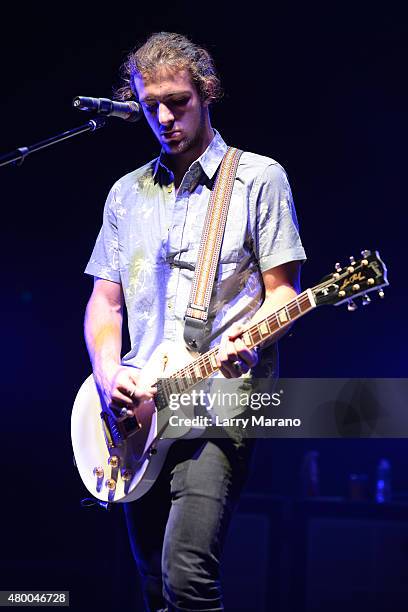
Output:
[{"xmin": 85, "ymin": 130, "xmax": 306, "ymax": 378}]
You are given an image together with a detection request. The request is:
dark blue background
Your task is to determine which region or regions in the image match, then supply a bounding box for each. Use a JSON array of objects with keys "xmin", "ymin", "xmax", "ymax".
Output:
[{"xmin": 2, "ymin": 3, "xmax": 407, "ymax": 610}]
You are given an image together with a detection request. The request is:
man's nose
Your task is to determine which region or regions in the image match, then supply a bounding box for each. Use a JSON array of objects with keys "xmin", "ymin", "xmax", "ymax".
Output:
[{"xmin": 158, "ymin": 102, "xmax": 174, "ymax": 126}]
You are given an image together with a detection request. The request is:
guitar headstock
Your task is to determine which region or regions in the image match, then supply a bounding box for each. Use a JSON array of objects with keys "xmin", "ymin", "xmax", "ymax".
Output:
[{"xmin": 312, "ymin": 250, "xmax": 389, "ymax": 309}]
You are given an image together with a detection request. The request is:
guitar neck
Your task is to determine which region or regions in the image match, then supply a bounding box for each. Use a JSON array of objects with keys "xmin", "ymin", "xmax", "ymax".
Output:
[{"xmin": 157, "ymin": 289, "xmax": 316, "ymax": 399}]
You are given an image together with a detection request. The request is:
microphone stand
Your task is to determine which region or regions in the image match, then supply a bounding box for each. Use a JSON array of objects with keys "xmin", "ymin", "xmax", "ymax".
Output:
[{"xmin": 0, "ymin": 116, "xmax": 107, "ymax": 168}]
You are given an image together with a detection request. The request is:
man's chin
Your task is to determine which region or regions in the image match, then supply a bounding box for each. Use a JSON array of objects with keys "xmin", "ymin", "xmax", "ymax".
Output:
[{"xmin": 162, "ymin": 137, "xmax": 190, "ymax": 155}]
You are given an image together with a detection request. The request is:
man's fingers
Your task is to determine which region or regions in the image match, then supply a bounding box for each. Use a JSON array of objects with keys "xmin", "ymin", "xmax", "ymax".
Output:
[
  {"xmin": 216, "ymin": 333, "xmax": 258, "ymax": 378},
  {"xmin": 130, "ymin": 385, "xmax": 157, "ymax": 400},
  {"xmin": 226, "ymin": 325, "xmax": 258, "ymax": 367},
  {"xmin": 236, "ymin": 342, "xmax": 258, "ymax": 368},
  {"xmin": 217, "ymin": 339, "xmax": 235, "ymax": 377},
  {"xmin": 109, "ymin": 403, "xmax": 134, "ymax": 420},
  {"xmin": 111, "ymin": 390, "xmax": 134, "ymax": 406},
  {"xmin": 117, "ymin": 380, "xmax": 156, "ymax": 400},
  {"xmin": 227, "ymin": 323, "xmax": 245, "ymax": 342},
  {"xmin": 217, "ymin": 340, "xmax": 243, "ymax": 378}
]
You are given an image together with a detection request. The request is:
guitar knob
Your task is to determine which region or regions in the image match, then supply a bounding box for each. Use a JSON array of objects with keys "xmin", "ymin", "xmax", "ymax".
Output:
[
  {"xmin": 347, "ymin": 300, "xmax": 358, "ymax": 311},
  {"xmin": 335, "ymin": 262, "xmax": 342, "ymax": 272},
  {"xmin": 361, "ymin": 249, "xmax": 371, "ymax": 258},
  {"xmin": 349, "ymin": 256, "xmax": 356, "ymax": 265},
  {"xmin": 108, "ymin": 455, "xmax": 120, "ymax": 468},
  {"xmin": 93, "ymin": 466, "xmax": 104, "ymax": 479},
  {"xmin": 105, "ymin": 478, "xmax": 116, "ymax": 491},
  {"xmin": 378, "ymin": 289, "xmax": 385, "ymax": 298},
  {"xmin": 362, "ymin": 295, "xmax": 371, "ymax": 306}
]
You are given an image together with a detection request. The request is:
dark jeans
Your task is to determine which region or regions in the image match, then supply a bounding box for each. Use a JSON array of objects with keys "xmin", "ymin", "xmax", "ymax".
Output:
[{"xmin": 124, "ymin": 436, "xmax": 256, "ymax": 611}]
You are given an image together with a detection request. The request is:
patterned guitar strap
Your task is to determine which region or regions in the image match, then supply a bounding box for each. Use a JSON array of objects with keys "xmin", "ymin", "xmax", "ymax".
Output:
[{"xmin": 184, "ymin": 146, "xmax": 243, "ymax": 352}]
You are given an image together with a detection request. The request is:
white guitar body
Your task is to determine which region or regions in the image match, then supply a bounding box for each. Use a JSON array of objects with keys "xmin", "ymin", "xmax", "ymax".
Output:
[
  {"xmin": 71, "ymin": 341, "xmax": 203, "ymax": 504},
  {"xmin": 71, "ymin": 250, "xmax": 388, "ymax": 504}
]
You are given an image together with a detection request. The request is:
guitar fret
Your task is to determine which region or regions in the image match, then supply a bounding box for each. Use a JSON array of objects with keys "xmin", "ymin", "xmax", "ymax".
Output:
[
  {"xmin": 252, "ymin": 327, "xmax": 262, "ymax": 345},
  {"xmin": 182, "ymin": 366, "xmax": 192, "ymax": 385},
  {"xmin": 295, "ymin": 297, "xmax": 302, "ymax": 314},
  {"xmin": 155, "ymin": 380, "xmax": 169, "ymax": 412},
  {"xmin": 194, "ymin": 363, "xmax": 202, "ymax": 380},
  {"xmin": 180, "ymin": 368, "xmax": 191, "ymax": 392},
  {"xmin": 199, "ymin": 361, "xmax": 207, "ymax": 378},
  {"xmin": 259, "ymin": 321, "xmax": 269, "ymax": 337},
  {"xmin": 204, "ymin": 356, "xmax": 213, "ymax": 376},
  {"xmin": 210, "ymin": 352, "xmax": 218, "ymax": 370},
  {"xmin": 277, "ymin": 307, "xmax": 289, "ymax": 324},
  {"xmin": 168, "ymin": 379, "xmax": 178, "ymax": 396},
  {"xmin": 287, "ymin": 301, "xmax": 298, "ymax": 319},
  {"xmin": 242, "ymin": 330, "xmax": 251, "ymax": 346},
  {"xmin": 187, "ymin": 365, "xmax": 196, "ymax": 385},
  {"xmin": 162, "ymin": 380, "xmax": 171, "ymax": 402},
  {"xmin": 265, "ymin": 315, "xmax": 277, "ymax": 335},
  {"xmin": 158, "ymin": 378, "xmax": 169, "ymax": 402},
  {"xmin": 299, "ymin": 293, "xmax": 311, "ymax": 313}
]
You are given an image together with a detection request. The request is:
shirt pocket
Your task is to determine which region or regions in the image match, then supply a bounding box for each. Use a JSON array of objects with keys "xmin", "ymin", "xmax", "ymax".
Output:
[{"xmin": 189, "ymin": 210, "xmax": 246, "ymax": 265}]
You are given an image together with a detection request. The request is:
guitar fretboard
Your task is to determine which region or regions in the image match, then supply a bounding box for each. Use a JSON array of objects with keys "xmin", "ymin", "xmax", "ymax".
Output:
[{"xmin": 156, "ymin": 289, "xmax": 315, "ymax": 409}]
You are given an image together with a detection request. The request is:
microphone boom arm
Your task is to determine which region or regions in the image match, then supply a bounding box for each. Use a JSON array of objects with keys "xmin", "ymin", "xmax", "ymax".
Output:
[{"xmin": 0, "ymin": 116, "xmax": 107, "ymax": 168}]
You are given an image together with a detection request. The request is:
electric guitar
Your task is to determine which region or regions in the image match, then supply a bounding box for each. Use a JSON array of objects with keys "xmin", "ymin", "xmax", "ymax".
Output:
[{"xmin": 71, "ymin": 250, "xmax": 388, "ymax": 503}]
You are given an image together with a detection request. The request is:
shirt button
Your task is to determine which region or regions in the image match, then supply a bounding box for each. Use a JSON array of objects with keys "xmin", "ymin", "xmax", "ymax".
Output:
[{"xmin": 167, "ymin": 302, "xmax": 173, "ymax": 309}]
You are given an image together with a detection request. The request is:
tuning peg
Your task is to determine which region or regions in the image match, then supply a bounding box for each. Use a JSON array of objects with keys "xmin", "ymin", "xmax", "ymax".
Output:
[
  {"xmin": 362, "ymin": 294, "xmax": 371, "ymax": 306},
  {"xmin": 361, "ymin": 249, "xmax": 371, "ymax": 258},
  {"xmin": 349, "ymin": 256, "xmax": 356, "ymax": 265},
  {"xmin": 378, "ymin": 289, "xmax": 385, "ymax": 298},
  {"xmin": 335, "ymin": 262, "xmax": 342, "ymax": 272},
  {"xmin": 347, "ymin": 300, "xmax": 358, "ymax": 311}
]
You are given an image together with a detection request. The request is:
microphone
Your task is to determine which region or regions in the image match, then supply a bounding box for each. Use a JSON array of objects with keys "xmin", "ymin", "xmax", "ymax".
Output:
[{"xmin": 72, "ymin": 96, "xmax": 141, "ymax": 122}]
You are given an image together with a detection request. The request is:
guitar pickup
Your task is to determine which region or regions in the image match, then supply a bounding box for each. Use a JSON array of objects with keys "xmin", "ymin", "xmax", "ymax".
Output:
[
  {"xmin": 120, "ymin": 414, "xmax": 142, "ymax": 437},
  {"xmin": 100, "ymin": 411, "xmax": 141, "ymax": 447}
]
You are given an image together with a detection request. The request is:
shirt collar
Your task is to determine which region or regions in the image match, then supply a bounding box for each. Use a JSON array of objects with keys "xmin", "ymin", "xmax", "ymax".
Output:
[{"xmin": 152, "ymin": 129, "xmax": 228, "ymax": 183}]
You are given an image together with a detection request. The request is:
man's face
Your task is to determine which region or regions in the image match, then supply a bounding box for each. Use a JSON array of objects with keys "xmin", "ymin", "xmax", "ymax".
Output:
[{"xmin": 133, "ymin": 67, "xmax": 207, "ymax": 155}]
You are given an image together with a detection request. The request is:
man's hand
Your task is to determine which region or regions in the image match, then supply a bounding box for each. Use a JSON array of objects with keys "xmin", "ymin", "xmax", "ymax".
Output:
[
  {"xmin": 96, "ymin": 363, "xmax": 156, "ymax": 421},
  {"xmin": 216, "ymin": 323, "xmax": 258, "ymax": 379}
]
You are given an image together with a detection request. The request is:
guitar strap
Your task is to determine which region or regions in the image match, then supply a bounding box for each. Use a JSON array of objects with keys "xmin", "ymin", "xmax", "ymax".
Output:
[{"xmin": 183, "ymin": 146, "xmax": 243, "ymax": 352}]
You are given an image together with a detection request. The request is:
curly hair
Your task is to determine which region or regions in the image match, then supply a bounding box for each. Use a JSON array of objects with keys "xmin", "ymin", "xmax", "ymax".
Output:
[{"xmin": 115, "ymin": 32, "xmax": 223, "ymax": 104}]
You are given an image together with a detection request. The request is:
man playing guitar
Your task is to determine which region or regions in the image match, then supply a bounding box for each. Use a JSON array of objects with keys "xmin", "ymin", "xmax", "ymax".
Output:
[{"xmin": 84, "ymin": 31, "xmax": 305, "ymax": 611}]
